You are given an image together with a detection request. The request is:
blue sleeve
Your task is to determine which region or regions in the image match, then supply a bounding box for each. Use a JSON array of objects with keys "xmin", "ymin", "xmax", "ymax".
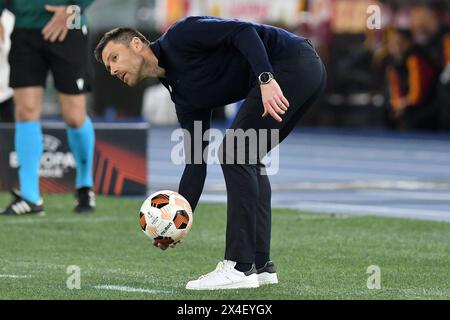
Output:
[{"xmin": 169, "ymin": 16, "xmax": 274, "ymax": 77}]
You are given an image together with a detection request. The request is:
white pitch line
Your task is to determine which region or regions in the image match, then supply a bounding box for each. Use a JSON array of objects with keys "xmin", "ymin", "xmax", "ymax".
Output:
[
  {"xmin": 94, "ymin": 285, "xmax": 172, "ymax": 294},
  {"xmin": 0, "ymin": 274, "xmax": 31, "ymax": 279}
]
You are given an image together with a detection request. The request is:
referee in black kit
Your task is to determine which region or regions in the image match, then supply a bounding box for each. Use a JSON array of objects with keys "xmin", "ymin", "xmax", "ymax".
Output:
[{"xmin": 94, "ymin": 16, "xmax": 326, "ymax": 290}]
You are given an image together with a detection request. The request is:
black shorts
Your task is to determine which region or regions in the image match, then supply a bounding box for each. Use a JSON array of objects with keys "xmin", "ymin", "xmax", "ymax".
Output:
[{"xmin": 8, "ymin": 28, "xmax": 92, "ymax": 94}]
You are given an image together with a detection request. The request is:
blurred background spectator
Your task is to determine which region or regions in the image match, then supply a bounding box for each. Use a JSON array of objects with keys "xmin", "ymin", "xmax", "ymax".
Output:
[
  {"xmin": 385, "ymin": 28, "xmax": 438, "ymax": 130},
  {"xmin": 1, "ymin": 0, "xmax": 449, "ymax": 132}
]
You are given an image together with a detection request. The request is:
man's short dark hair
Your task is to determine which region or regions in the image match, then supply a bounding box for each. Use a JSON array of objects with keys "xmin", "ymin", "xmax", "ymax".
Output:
[{"xmin": 94, "ymin": 27, "xmax": 150, "ymax": 64}]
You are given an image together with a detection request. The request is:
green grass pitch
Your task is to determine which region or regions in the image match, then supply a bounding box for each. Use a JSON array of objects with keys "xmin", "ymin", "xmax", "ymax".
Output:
[{"xmin": 0, "ymin": 192, "xmax": 449, "ymax": 300}]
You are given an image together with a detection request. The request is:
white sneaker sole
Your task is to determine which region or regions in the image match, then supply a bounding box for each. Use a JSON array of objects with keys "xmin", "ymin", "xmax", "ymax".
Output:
[
  {"xmin": 186, "ymin": 277, "xmax": 260, "ymax": 290},
  {"xmin": 257, "ymin": 272, "xmax": 278, "ymax": 285}
]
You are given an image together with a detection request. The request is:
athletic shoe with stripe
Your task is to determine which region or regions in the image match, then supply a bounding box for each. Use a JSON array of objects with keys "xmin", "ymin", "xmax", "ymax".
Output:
[
  {"xmin": 0, "ymin": 189, "xmax": 45, "ymax": 216},
  {"xmin": 257, "ymin": 261, "xmax": 278, "ymax": 285},
  {"xmin": 186, "ymin": 260, "xmax": 259, "ymax": 290},
  {"xmin": 74, "ymin": 187, "xmax": 96, "ymax": 213}
]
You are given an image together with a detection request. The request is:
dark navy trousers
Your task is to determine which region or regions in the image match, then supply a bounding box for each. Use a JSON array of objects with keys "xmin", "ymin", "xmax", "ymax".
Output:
[{"xmin": 178, "ymin": 40, "xmax": 327, "ymax": 264}]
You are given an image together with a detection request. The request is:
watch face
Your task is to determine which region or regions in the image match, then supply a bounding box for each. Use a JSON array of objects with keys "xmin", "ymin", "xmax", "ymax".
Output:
[{"xmin": 260, "ymin": 73, "xmax": 270, "ymax": 83}]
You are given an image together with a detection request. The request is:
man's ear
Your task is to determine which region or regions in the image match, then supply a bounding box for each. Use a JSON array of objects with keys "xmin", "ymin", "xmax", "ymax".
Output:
[{"xmin": 131, "ymin": 37, "xmax": 143, "ymax": 51}]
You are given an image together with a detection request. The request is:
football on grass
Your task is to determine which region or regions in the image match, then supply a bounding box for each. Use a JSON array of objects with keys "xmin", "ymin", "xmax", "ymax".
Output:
[{"xmin": 139, "ymin": 190, "xmax": 193, "ymax": 245}]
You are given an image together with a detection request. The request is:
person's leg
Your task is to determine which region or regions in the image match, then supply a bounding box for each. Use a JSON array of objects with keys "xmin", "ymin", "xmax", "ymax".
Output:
[
  {"xmin": 253, "ymin": 63, "xmax": 326, "ymax": 283},
  {"xmin": 47, "ymin": 27, "xmax": 95, "ymax": 212},
  {"xmin": 60, "ymin": 93, "xmax": 95, "ymax": 190},
  {"xmin": 222, "ymin": 49, "xmax": 326, "ymax": 270},
  {"xmin": 14, "ymin": 87, "xmax": 44, "ymax": 203},
  {"xmin": 255, "ymin": 162, "xmax": 272, "ymax": 269},
  {"xmin": 220, "ymin": 91, "xmax": 279, "ymax": 269},
  {"xmin": 4, "ymin": 29, "xmax": 48, "ymax": 211},
  {"xmin": 278, "ymin": 61, "xmax": 328, "ymax": 141},
  {"xmin": 221, "ymin": 160, "xmax": 259, "ymax": 266},
  {"xmin": 186, "ymin": 41, "xmax": 326, "ymax": 290}
]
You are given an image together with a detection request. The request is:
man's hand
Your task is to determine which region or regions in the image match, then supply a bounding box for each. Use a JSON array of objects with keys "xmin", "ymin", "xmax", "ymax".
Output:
[
  {"xmin": 152, "ymin": 239, "xmax": 183, "ymax": 250},
  {"xmin": 42, "ymin": 5, "xmax": 70, "ymax": 42},
  {"xmin": 261, "ymin": 79, "xmax": 290, "ymax": 123}
]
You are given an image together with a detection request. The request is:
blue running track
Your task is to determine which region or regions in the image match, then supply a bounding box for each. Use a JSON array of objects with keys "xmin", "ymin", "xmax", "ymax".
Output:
[{"xmin": 148, "ymin": 125, "xmax": 450, "ymax": 222}]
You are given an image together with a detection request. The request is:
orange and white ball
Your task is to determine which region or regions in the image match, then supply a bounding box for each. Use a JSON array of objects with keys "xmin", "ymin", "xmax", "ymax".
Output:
[{"xmin": 139, "ymin": 190, "xmax": 193, "ymax": 245}]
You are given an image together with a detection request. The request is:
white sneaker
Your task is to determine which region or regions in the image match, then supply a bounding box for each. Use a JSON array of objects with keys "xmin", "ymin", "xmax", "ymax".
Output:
[
  {"xmin": 185, "ymin": 260, "xmax": 259, "ymax": 290},
  {"xmin": 256, "ymin": 261, "xmax": 278, "ymax": 285}
]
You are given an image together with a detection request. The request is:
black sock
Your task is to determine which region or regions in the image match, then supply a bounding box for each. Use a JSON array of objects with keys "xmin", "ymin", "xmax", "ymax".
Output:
[
  {"xmin": 255, "ymin": 252, "xmax": 270, "ymax": 269},
  {"xmin": 234, "ymin": 262, "xmax": 253, "ymax": 273}
]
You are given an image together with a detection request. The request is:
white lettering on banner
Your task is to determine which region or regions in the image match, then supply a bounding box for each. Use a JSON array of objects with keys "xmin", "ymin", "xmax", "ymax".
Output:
[{"xmin": 9, "ymin": 134, "xmax": 76, "ymax": 178}]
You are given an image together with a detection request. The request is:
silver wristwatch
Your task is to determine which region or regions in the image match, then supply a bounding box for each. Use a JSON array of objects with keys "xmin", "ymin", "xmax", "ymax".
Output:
[{"xmin": 258, "ymin": 72, "xmax": 274, "ymax": 85}]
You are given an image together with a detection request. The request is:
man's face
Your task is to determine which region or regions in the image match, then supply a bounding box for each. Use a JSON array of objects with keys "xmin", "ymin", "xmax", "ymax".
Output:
[
  {"xmin": 387, "ymin": 32, "xmax": 410, "ymax": 60},
  {"xmin": 411, "ymin": 7, "xmax": 439, "ymax": 43},
  {"xmin": 387, "ymin": 32, "xmax": 402, "ymax": 58},
  {"xmin": 102, "ymin": 38, "xmax": 144, "ymax": 87}
]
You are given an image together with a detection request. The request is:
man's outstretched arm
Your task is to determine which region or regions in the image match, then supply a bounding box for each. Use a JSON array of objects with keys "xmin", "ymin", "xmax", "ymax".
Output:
[
  {"xmin": 154, "ymin": 108, "xmax": 210, "ymax": 251},
  {"xmin": 177, "ymin": 108, "xmax": 212, "ymax": 212}
]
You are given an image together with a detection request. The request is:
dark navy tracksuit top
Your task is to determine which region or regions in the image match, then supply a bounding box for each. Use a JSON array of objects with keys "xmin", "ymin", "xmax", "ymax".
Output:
[{"xmin": 149, "ymin": 16, "xmax": 306, "ymax": 115}]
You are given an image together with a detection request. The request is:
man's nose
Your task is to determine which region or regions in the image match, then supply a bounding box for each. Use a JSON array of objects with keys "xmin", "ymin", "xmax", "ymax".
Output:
[{"xmin": 110, "ymin": 66, "xmax": 118, "ymax": 76}]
